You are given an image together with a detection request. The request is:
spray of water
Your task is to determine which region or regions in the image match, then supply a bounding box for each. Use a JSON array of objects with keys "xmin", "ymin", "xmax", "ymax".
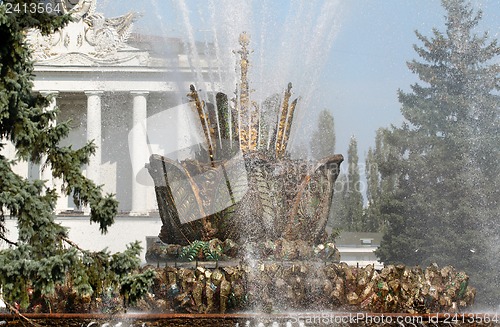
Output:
[{"xmin": 147, "ymin": 1, "xmax": 345, "ymax": 151}]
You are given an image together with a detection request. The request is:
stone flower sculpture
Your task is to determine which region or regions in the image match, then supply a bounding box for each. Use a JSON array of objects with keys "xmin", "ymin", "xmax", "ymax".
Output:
[{"xmin": 148, "ymin": 33, "xmax": 343, "ymax": 247}]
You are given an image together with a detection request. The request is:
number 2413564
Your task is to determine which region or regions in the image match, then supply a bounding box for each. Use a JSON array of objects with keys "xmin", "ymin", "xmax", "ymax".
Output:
[{"xmin": 4, "ymin": 2, "xmax": 62, "ymax": 15}]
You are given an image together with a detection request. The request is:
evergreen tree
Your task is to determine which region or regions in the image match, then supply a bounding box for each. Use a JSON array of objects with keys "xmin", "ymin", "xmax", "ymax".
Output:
[
  {"xmin": 330, "ymin": 173, "xmax": 347, "ymax": 229},
  {"xmin": 0, "ymin": 1, "xmax": 153, "ymax": 310},
  {"xmin": 364, "ymin": 147, "xmax": 381, "ymax": 232},
  {"xmin": 310, "ymin": 109, "xmax": 335, "ymax": 160},
  {"xmin": 332, "ymin": 136, "xmax": 364, "ymax": 231},
  {"xmin": 310, "ymin": 109, "xmax": 338, "ymax": 226},
  {"xmin": 376, "ymin": 0, "xmax": 500, "ymax": 306},
  {"xmin": 364, "ymin": 128, "xmax": 399, "ymax": 232}
]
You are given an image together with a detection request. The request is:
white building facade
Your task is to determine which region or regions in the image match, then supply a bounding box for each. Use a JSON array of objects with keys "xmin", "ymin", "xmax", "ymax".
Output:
[
  {"xmin": 335, "ymin": 232, "xmax": 384, "ymax": 270},
  {"xmin": 4, "ymin": 0, "xmax": 215, "ymax": 216}
]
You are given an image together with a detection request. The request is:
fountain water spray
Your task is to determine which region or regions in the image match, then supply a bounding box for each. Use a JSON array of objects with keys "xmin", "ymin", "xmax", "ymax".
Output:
[
  {"xmin": 143, "ymin": 31, "xmax": 476, "ymax": 315},
  {"xmin": 147, "ymin": 33, "xmax": 343, "ymax": 247}
]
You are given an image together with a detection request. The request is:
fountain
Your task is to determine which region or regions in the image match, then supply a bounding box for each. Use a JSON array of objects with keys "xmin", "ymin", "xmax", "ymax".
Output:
[
  {"xmin": 143, "ymin": 33, "xmax": 477, "ymax": 316},
  {"xmin": 147, "ymin": 32, "xmax": 343, "ymax": 249},
  {"xmin": 0, "ymin": 1, "xmax": 483, "ymax": 325},
  {"xmin": 144, "ymin": 33, "xmax": 345, "ymax": 313}
]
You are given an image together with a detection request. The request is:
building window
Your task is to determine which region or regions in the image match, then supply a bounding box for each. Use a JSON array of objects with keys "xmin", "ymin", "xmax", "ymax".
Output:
[{"xmin": 360, "ymin": 238, "xmax": 373, "ymax": 245}]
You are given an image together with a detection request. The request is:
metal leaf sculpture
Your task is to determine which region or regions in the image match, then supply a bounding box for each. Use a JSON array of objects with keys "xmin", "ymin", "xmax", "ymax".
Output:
[{"xmin": 148, "ymin": 33, "xmax": 343, "ymax": 246}]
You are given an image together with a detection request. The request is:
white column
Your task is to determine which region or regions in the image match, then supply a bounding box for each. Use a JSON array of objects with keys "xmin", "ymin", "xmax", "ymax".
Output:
[
  {"xmin": 39, "ymin": 91, "xmax": 58, "ymax": 188},
  {"xmin": 130, "ymin": 91, "xmax": 149, "ymax": 216},
  {"xmin": 85, "ymin": 91, "xmax": 103, "ymax": 187}
]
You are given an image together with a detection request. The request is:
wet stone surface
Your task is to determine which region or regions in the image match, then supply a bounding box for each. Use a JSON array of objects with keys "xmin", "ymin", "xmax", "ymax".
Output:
[{"xmin": 115, "ymin": 262, "xmax": 475, "ymax": 315}]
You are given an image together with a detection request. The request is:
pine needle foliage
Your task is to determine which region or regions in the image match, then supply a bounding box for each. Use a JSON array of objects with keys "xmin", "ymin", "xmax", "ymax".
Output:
[
  {"xmin": 0, "ymin": 1, "xmax": 153, "ymax": 311},
  {"xmin": 376, "ymin": 0, "xmax": 500, "ymax": 306}
]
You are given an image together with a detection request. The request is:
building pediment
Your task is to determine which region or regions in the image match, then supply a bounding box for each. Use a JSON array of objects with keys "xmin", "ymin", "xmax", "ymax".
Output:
[{"xmin": 27, "ymin": 0, "xmax": 150, "ymax": 67}]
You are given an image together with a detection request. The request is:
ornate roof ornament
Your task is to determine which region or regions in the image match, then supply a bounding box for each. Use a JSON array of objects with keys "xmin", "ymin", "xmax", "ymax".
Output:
[
  {"xmin": 60, "ymin": 0, "xmax": 97, "ymax": 20},
  {"xmin": 27, "ymin": 0, "xmax": 149, "ymax": 66}
]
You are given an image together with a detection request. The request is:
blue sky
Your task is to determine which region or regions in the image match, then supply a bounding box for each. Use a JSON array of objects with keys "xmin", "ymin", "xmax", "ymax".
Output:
[{"xmin": 100, "ymin": 0, "xmax": 500, "ymax": 163}]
